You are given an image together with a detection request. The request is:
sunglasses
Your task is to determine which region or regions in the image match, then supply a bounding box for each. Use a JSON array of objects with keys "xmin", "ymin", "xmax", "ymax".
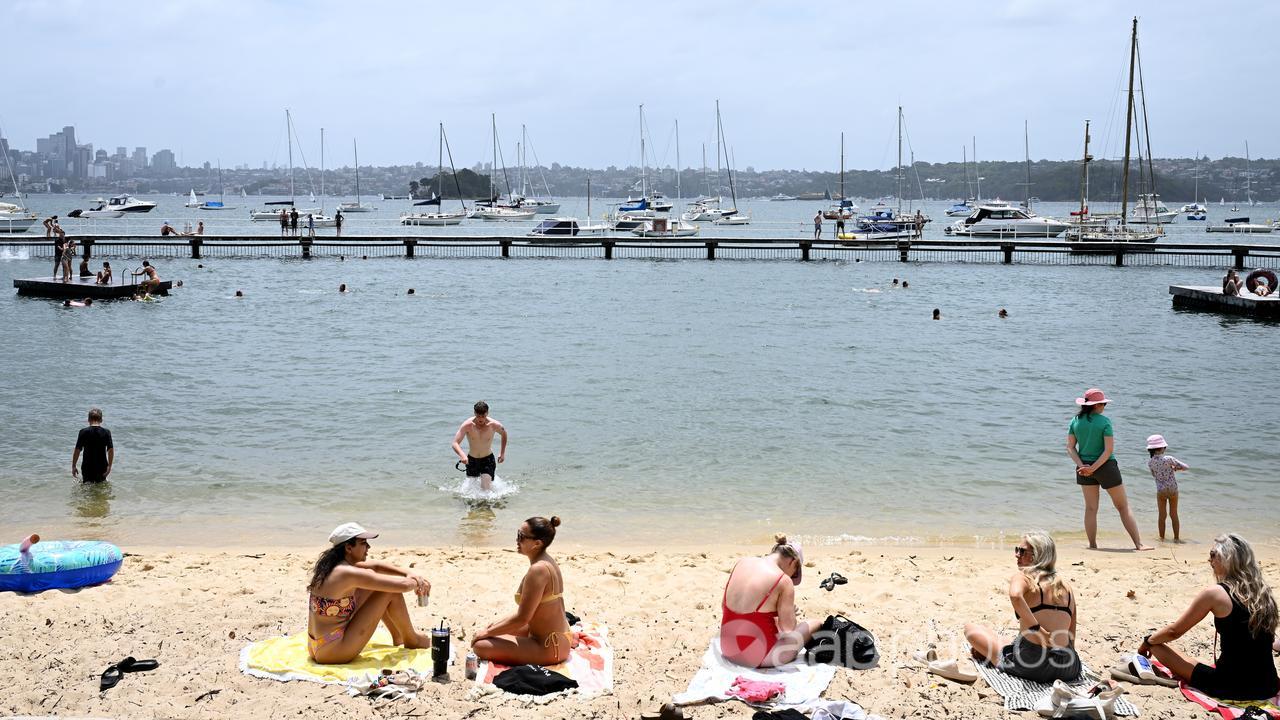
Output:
[
  {"xmin": 1014, "ymin": 546, "xmax": 1030, "ymax": 557},
  {"xmin": 516, "ymin": 531, "xmax": 532, "ymax": 543}
]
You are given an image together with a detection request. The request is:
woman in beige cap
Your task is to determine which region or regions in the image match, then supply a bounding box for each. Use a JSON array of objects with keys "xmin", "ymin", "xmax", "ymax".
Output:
[{"xmin": 305, "ymin": 522, "xmax": 432, "ymax": 663}]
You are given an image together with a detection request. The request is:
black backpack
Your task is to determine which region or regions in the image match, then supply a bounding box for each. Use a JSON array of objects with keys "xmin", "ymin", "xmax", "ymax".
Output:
[{"xmin": 803, "ymin": 614, "xmax": 879, "ymax": 669}]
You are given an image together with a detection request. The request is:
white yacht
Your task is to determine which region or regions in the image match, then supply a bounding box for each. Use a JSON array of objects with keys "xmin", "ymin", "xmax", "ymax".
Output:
[
  {"xmin": 1206, "ymin": 216, "xmax": 1274, "ymax": 234},
  {"xmin": 0, "ymin": 202, "xmax": 38, "ymax": 232},
  {"xmin": 632, "ymin": 217, "xmax": 699, "ymax": 237},
  {"xmin": 527, "ymin": 217, "xmax": 605, "ymax": 236},
  {"xmin": 471, "ymin": 206, "xmax": 536, "ymax": 221},
  {"xmin": 400, "ymin": 211, "xmax": 464, "ymax": 226},
  {"xmin": 1179, "ymin": 202, "xmax": 1207, "ymax": 221},
  {"xmin": 681, "ymin": 197, "xmax": 722, "ymax": 222},
  {"xmin": 944, "ymin": 204, "xmax": 1070, "ymax": 238},
  {"xmin": 105, "ymin": 194, "xmax": 157, "ymax": 213},
  {"xmin": 337, "ymin": 201, "xmax": 375, "ymax": 213},
  {"xmin": 70, "ymin": 199, "xmax": 124, "ymax": 219},
  {"xmin": 713, "ymin": 209, "xmax": 752, "ymax": 225},
  {"xmin": 1128, "ymin": 193, "xmax": 1177, "ymax": 224}
]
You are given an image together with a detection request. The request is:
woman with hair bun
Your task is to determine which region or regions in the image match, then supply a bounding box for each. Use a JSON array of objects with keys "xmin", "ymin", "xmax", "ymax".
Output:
[
  {"xmin": 472, "ymin": 516, "xmax": 574, "ymax": 666},
  {"xmin": 965, "ymin": 531, "xmax": 1082, "ymax": 683},
  {"xmin": 719, "ymin": 533, "xmax": 821, "ymax": 668},
  {"xmin": 1139, "ymin": 533, "xmax": 1279, "ymax": 700}
]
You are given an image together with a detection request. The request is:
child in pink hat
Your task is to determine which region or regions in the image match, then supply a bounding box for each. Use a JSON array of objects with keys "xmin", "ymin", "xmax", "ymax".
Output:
[{"xmin": 1145, "ymin": 434, "xmax": 1189, "ymax": 542}]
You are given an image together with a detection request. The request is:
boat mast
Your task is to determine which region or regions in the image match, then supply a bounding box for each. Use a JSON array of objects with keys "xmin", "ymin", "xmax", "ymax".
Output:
[
  {"xmin": 320, "ymin": 127, "xmax": 325, "ymax": 213},
  {"xmin": 354, "ymin": 139, "xmax": 361, "ymax": 207},
  {"xmin": 437, "ymin": 122, "xmax": 444, "ymax": 206},
  {"xmin": 714, "ymin": 104, "xmax": 722, "ymax": 201},
  {"xmin": 1079, "ymin": 120, "xmax": 1092, "ymax": 218},
  {"xmin": 717, "ymin": 101, "xmax": 738, "ymax": 213},
  {"xmin": 1120, "ymin": 16, "xmax": 1138, "ymax": 224},
  {"xmin": 897, "ymin": 106, "xmax": 903, "ymax": 217},
  {"xmin": 1245, "ymin": 141, "xmax": 1253, "ymax": 205},
  {"xmin": 840, "ymin": 132, "xmax": 845, "ymax": 201},
  {"xmin": 675, "ymin": 119, "xmax": 681, "ymax": 202},
  {"xmin": 973, "ymin": 136, "xmax": 981, "ymax": 203},
  {"xmin": 1192, "ymin": 151, "xmax": 1200, "ymax": 205},
  {"xmin": 1023, "ymin": 120, "xmax": 1032, "ymax": 211},
  {"xmin": 490, "ymin": 113, "xmax": 496, "ymax": 204},
  {"xmin": 218, "ymin": 160, "xmax": 224, "ymax": 205},
  {"xmin": 639, "ymin": 104, "xmax": 647, "ymax": 200},
  {"xmin": 1134, "ymin": 28, "xmax": 1161, "ymax": 229},
  {"xmin": 286, "ymin": 109, "xmax": 294, "ymax": 204}
]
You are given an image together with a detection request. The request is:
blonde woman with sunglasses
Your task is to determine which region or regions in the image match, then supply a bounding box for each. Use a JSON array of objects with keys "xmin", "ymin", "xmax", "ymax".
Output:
[{"xmin": 1139, "ymin": 533, "xmax": 1278, "ymax": 700}]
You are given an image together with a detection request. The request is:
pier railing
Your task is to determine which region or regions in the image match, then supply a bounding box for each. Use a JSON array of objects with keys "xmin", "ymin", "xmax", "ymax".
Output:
[{"xmin": 5, "ymin": 236, "xmax": 1280, "ymax": 268}]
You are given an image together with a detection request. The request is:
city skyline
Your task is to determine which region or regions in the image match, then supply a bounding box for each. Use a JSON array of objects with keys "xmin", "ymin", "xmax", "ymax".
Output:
[{"xmin": 5, "ymin": 0, "xmax": 1278, "ymax": 173}]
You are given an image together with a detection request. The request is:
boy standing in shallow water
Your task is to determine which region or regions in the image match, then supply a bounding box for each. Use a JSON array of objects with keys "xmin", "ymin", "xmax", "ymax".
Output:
[
  {"xmin": 451, "ymin": 401, "xmax": 507, "ymax": 492},
  {"xmin": 1146, "ymin": 434, "xmax": 1188, "ymax": 542}
]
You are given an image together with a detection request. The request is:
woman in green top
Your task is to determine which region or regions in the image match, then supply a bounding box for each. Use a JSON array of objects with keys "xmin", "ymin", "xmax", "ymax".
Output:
[{"xmin": 1066, "ymin": 388, "xmax": 1152, "ymax": 551}]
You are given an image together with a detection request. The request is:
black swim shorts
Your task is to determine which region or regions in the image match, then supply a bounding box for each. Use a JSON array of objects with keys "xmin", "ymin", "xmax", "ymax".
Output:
[
  {"xmin": 466, "ymin": 454, "xmax": 496, "ymax": 479},
  {"xmin": 1075, "ymin": 457, "xmax": 1123, "ymax": 490},
  {"xmin": 997, "ymin": 637, "xmax": 1082, "ymax": 684}
]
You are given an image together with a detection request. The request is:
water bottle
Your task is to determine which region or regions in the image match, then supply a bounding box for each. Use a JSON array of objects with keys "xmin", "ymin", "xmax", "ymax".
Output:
[
  {"xmin": 431, "ymin": 621, "xmax": 450, "ymax": 678},
  {"xmin": 465, "ymin": 652, "xmax": 478, "ymax": 681}
]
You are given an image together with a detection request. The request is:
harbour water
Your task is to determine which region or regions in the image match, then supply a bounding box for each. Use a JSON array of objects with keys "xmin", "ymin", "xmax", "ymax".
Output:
[{"xmin": 1, "ymin": 196, "xmax": 1278, "ymax": 549}]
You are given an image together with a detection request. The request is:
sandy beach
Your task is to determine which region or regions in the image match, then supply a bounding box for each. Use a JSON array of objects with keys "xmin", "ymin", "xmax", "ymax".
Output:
[{"xmin": 1, "ymin": 541, "xmax": 1275, "ymax": 719}]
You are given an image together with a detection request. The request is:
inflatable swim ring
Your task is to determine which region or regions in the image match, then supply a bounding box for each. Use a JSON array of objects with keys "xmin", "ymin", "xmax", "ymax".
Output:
[
  {"xmin": 0, "ymin": 537, "xmax": 123, "ymax": 593},
  {"xmin": 1246, "ymin": 269, "xmax": 1278, "ymax": 295}
]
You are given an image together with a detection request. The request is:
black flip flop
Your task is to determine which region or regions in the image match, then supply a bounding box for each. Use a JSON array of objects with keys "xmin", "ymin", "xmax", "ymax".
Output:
[
  {"xmin": 819, "ymin": 572, "xmax": 849, "ymax": 592},
  {"xmin": 118, "ymin": 656, "xmax": 160, "ymax": 673},
  {"xmin": 100, "ymin": 663, "xmax": 122, "ymax": 692}
]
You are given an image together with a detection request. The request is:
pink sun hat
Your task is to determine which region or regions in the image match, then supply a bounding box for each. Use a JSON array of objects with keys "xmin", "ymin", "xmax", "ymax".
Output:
[
  {"xmin": 1075, "ymin": 388, "xmax": 1112, "ymax": 406},
  {"xmin": 1146, "ymin": 434, "xmax": 1168, "ymax": 450}
]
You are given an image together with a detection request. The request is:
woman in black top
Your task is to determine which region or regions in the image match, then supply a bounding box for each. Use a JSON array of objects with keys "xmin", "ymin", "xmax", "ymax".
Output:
[{"xmin": 1140, "ymin": 533, "xmax": 1279, "ymax": 700}]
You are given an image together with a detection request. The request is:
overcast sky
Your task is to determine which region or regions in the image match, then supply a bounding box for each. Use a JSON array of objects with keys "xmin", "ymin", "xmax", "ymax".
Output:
[{"xmin": 6, "ymin": 0, "xmax": 1276, "ymax": 171}]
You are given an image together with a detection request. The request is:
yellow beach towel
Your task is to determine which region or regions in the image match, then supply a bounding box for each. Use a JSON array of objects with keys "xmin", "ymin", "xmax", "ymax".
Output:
[{"xmin": 239, "ymin": 629, "xmax": 439, "ymax": 685}]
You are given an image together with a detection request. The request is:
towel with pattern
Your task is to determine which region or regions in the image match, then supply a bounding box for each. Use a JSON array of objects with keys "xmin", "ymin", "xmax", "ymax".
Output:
[
  {"xmin": 673, "ymin": 638, "xmax": 837, "ymax": 707},
  {"xmin": 477, "ymin": 622, "xmax": 613, "ymax": 696},
  {"xmin": 239, "ymin": 628, "xmax": 440, "ymax": 685},
  {"xmin": 1150, "ymin": 659, "xmax": 1280, "ymax": 720},
  {"xmin": 972, "ymin": 653, "xmax": 1140, "ymax": 715}
]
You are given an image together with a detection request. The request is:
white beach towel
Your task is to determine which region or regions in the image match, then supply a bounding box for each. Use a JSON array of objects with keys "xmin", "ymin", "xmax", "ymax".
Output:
[
  {"xmin": 972, "ymin": 656, "xmax": 1140, "ymax": 716},
  {"xmin": 672, "ymin": 638, "xmax": 837, "ymax": 707}
]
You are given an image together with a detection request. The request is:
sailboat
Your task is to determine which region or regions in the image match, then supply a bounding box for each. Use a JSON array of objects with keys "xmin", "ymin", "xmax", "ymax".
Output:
[
  {"xmin": 185, "ymin": 189, "xmax": 201, "ymax": 208},
  {"xmin": 1179, "ymin": 154, "xmax": 1207, "ymax": 220},
  {"xmin": 823, "ymin": 133, "xmax": 858, "ymax": 220},
  {"xmin": 1069, "ymin": 17, "xmax": 1162, "ymax": 246},
  {"xmin": 712, "ymin": 101, "xmax": 751, "ymax": 226},
  {"xmin": 529, "ymin": 177, "xmax": 607, "ymax": 237},
  {"xmin": 401, "ymin": 123, "xmax": 468, "ymax": 226},
  {"xmin": 945, "ymin": 144, "xmax": 977, "ymax": 217},
  {"xmin": 514, "ymin": 125, "xmax": 559, "ymax": 214},
  {"xmin": 338, "ymin": 139, "xmax": 376, "ymax": 212},
  {"xmin": 681, "ymin": 143, "xmax": 722, "ymax": 222},
  {"xmin": 198, "ymin": 161, "xmax": 236, "ymax": 210},
  {"xmin": 251, "ymin": 110, "xmax": 321, "ymax": 220},
  {"xmin": 613, "ymin": 104, "xmax": 673, "ymax": 226},
  {"xmin": 840, "ymin": 107, "xmax": 929, "ymax": 241},
  {"xmin": 0, "ymin": 123, "xmax": 38, "ymax": 233},
  {"xmin": 472, "ymin": 115, "xmax": 536, "ymax": 221}
]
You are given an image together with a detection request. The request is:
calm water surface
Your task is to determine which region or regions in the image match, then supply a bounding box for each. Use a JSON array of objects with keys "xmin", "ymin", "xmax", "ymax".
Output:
[{"xmin": 1, "ymin": 220, "xmax": 1277, "ymax": 548}]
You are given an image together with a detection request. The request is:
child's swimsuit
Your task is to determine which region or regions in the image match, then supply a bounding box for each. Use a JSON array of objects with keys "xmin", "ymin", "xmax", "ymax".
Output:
[{"xmin": 1147, "ymin": 454, "xmax": 1187, "ymax": 495}]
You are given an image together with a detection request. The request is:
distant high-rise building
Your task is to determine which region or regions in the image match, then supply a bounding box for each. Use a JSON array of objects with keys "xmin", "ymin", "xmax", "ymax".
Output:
[
  {"xmin": 115, "ymin": 146, "xmax": 127, "ymax": 159},
  {"xmin": 152, "ymin": 148, "xmax": 176, "ymax": 172},
  {"xmin": 95, "ymin": 149, "xmax": 109, "ymax": 163},
  {"xmin": 133, "ymin": 147, "xmax": 147, "ymax": 169}
]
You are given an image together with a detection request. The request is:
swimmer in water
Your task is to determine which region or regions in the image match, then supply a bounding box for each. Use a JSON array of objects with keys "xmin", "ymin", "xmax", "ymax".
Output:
[
  {"xmin": 452, "ymin": 401, "xmax": 508, "ymax": 493},
  {"xmin": 235, "ymin": 290, "xmax": 244, "ymax": 298},
  {"xmin": 339, "ymin": 283, "xmax": 347, "ymax": 293},
  {"xmin": 932, "ymin": 308, "xmax": 941, "ymax": 320}
]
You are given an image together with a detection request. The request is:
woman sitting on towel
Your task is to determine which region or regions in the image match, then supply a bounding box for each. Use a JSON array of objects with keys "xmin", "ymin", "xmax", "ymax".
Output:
[
  {"xmin": 306, "ymin": 522, "xmax": 433, "ymax": 664},
  {"xmin": 473, "ymin": 516, "xmax": 574, "ymax": 666},
  {"xmin": 720, "ymin": 533, "xmax": 822, "ymax": 668},
  {"xmin": 1138, "ymin": 533, "xmax": 1279, "ymax": 700},
  {"xmin": 965, "ymin": 531, "xmax": 1082, "ymax": 683}
]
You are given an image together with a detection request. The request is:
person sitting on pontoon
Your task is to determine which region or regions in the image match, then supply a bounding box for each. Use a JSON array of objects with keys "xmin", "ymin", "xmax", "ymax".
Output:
[
  {"xmin": 96, "ymin": 262, "xmax": 112, "ymax": 285},
  {"xmin": 1254, "ymin": 276, "xmax": 1272, "ymax": 298},
  {"xmin": 1223, "ymin": 270, "xmax": 1242, "ymax": 297}
]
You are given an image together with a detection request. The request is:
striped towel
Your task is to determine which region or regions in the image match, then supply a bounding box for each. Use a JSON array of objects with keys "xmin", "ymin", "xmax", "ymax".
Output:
[{"xmin": 971, "ymin": 656, "xmax": 1140, "ymax": 715}]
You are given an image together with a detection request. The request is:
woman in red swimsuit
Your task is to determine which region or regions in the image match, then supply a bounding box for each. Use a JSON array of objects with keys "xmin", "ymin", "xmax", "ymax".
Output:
[
  {"xmin": 720, "ymin": 534, "xmax": 822, "ymax": 667},
  {"xmin": 306, "ymin": 522, "xmax": 433, "ymax": 664}
]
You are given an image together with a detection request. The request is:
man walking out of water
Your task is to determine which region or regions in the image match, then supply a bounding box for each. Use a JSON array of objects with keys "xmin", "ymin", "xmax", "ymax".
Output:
[
  {"xmin": 72, "ymin": 407, "xmax": 113, "ymax": 483},
  {"xmin": 451, "ymin": 401, "xmax": 507, "ymax": 492}
]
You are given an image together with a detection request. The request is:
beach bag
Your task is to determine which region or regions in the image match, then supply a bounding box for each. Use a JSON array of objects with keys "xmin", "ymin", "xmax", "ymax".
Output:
[{"xmin": 804, "ymin": 614, "xmax": 879, "ymax": 669}]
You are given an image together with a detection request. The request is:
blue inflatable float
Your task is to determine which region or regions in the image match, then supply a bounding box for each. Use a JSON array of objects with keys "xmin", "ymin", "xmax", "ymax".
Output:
[{"xmin": 0, "ymin": 537, "xmax": 123, "ymax": 593}]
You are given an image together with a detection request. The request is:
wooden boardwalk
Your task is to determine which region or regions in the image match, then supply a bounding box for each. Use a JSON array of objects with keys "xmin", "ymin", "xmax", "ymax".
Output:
[{"xmin": 3, "ymin": 235, "xmax": 1280, "ymax": 268}]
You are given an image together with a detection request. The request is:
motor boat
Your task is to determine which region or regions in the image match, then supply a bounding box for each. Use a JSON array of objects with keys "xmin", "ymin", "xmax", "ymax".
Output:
[
  {"xmin": 944, "ymin": 205, "xmax": 1070, "ymax": 238},
  {"xmin": 1206, "ymin": 217, "xmax": 1274, "ymax": 234},
  {"xmin": 837, "ymin": 204, "xmax": 931, "ymax": 240},
  {"xmin": 521, "ymin": 198, "xmax": 560, "ymax": 214},
  {"xmin": 1128, "ymin": 193, "xmax": 1177, "ymax": 224},
  {"xmin": 617, "ymin": 193, "xmax": 672, "ymax": 219},
  {"xmin": 198, "ymin": 200, "xmax": 235, "ymax": 211},
  {"xmin": 713, "ymin": 209, "xmax": 752, "ymax": 225},
  {"xmin": 528, "ymin": 218, "xmax": 580, "ymax": 236},
  {"xmin": 68, "ymin": 199, "xmax": 124, "ymax": 219},
  {"xmin": 632, "ymin": 217, "xmax": 699, "ymax": 237},
  {"xmin": 0, "ymin": 202, "xmax": 38, "ymax": 233},
  {"xmin": 400, "ymin": 211, "xmax": 464, "ymax": 226},
  {"xmin": 250, "ymin": 205, "xmax": 321, "ymax": 221},
  {"xmin": 105, "ymin": 194, "xmax": 157, "ymax": 213},
  {"xmin": 1179, "ymin": 202, "xmax": 1208, "ymax": 221},
  {"xmin": 769, "ymin": 193, "xmax": 797, "ymax": 201}
]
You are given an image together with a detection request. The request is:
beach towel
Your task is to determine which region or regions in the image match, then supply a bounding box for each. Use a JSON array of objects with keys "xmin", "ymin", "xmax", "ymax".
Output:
[
  {"xmin": 971, "ymin": 653, "xmax": 1139, "ymax": 715},
  {"xmin": 672, "ymin": 638, "xmax": 837, "ymax": 707},
  {"xmin": 239, "ymin": 628, "xmax": 441, "ymax": 686},
  {"xmin": 1152, "ymin": 659, "xmax": 1280, "ymax": 719},
  {"xmin": 476, "ymin": 622, "xmax": 613, "ymax": 697}
]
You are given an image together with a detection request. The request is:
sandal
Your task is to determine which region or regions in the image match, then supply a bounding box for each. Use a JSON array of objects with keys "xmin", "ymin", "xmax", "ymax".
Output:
[
  {"xmin": 99, "ymin": 663, "xmax": 123, "ymax": 692},
  {"xmin": 819, "ymin": 572, "xmax": 849, "ymax": 592},
  {"xmin": 640, "ymin": 702, "xmax": 685, "ymax": 720},
  {"xmin": 118, "ymin": 656, "xmax": 160, "ymax": 674}
]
